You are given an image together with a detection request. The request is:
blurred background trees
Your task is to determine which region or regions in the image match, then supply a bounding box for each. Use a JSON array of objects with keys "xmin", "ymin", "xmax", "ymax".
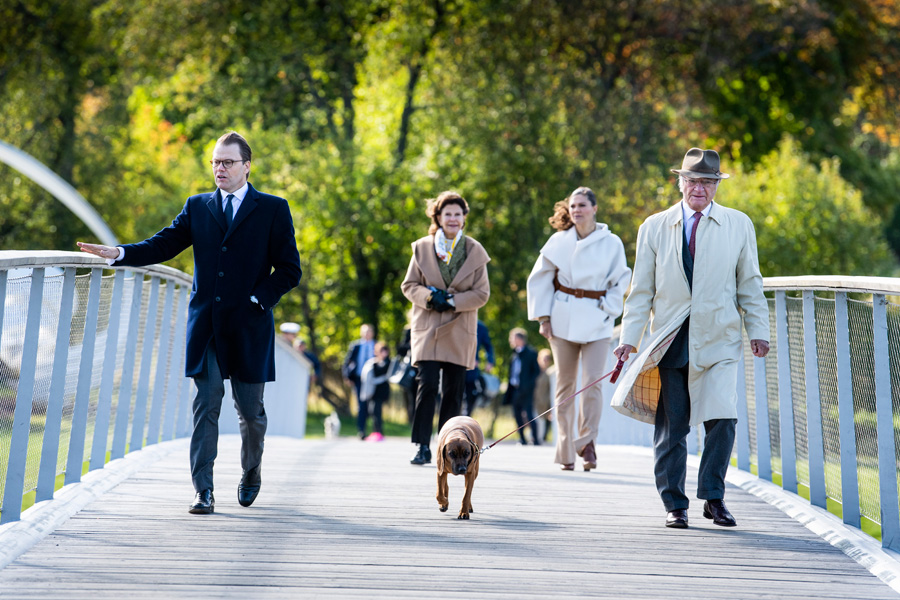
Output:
[{"xmin": 1, "ymin": 0, "xmax": 898, "ymax": 399}]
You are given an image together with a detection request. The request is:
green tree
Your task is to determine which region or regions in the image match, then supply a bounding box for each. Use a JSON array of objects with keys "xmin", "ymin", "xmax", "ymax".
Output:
[{"xmin": 723, "ymin": 136, "xmax": 896, "ymax": 277}]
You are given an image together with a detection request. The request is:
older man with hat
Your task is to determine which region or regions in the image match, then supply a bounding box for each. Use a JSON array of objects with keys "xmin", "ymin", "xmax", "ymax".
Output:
[{"xmin": 613, "ymin": 148, "xmax": 770, "ymax": 529}]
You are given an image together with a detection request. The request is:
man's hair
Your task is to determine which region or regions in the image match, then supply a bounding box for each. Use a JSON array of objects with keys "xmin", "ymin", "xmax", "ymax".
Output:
[
  {"xmin": 510, "ymin": 327, "xmax": 528, "ymax": 341},
  {"xmin": 217, "ymin": 131, "xmax": 252, "ymax": 163}
]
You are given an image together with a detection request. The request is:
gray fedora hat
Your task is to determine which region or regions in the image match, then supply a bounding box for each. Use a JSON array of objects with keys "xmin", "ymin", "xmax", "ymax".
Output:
[{"xmin": 670, "ymin": 148, "xmax": 730, "ymax": 179}]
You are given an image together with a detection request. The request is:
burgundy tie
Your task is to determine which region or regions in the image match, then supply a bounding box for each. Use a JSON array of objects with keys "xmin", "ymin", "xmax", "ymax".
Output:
[{"xmin": 688, "ymin": 211, "xmax": 702, "ymax": 259}]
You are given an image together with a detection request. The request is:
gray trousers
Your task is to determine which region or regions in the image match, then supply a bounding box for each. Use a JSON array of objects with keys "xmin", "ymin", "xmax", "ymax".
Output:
[
  {"xmin": 654, "ymin": 364, "xmax": 736, "ymax": 512},
  {"xmin": 190, "ymin": 344, "xmax": 267, "ymax": 492}
]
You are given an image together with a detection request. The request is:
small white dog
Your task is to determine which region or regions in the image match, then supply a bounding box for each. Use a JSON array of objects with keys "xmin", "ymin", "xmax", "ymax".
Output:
[{"xmin": 324, "ymin": 410, "xmax": 341, "ymax": 440}]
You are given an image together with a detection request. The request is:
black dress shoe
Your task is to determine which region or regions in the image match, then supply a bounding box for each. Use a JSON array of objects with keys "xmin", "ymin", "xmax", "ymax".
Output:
[
  {"xmin": 189, "ymin": 489, "xmax": 215, "ymax": 514},
  {"xmin": 238, "ymin": 466, "xmax": 261, "ymax": 507},
  {"xmin": 703, "ymin": 499, "xmax": 737, "ymax": 526},
  {"xmin": 665, "ymin": 508, "xmax": 688, "ymax": 528},
  {"xmin": 410, "ymin": 444, "xmax": 431, "ymax": 465}
]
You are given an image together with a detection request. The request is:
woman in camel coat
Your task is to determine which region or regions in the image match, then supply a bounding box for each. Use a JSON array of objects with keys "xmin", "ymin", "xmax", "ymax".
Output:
[
  {"xmin": 401, "ymin": 191, "xmax": 490, "ymax": 465},
  {"xmin": 527, "ymin": 186, "xmax": 631, "ymax": 471}
]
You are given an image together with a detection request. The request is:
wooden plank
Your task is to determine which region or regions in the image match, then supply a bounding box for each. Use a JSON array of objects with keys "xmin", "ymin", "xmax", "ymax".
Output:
[{"xmin": 0, "ymin": 438, "xmax": 894, "ymax": 599}]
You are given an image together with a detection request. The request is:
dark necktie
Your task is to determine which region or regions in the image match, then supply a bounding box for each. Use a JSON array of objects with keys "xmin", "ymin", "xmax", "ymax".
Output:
[
  {"xmin": 224, "ymin": 194, "xmax": 234, "ymax": 228},
  {"xmin": 688, "ymin": 211, "xmax": 702, "ymax": 259}
]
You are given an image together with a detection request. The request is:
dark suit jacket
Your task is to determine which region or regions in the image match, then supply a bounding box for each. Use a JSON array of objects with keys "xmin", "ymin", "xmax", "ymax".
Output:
[
  {"xmin": 342, "ymin": 340, "xmax": 371, "ymax": 383},
  {"xmin": 505, "ymin": 345, "xmax": 540, "ymax": 407},
  {"xmin": 118, "ymin": 182, "xmax": 302, "ymax": 383}
]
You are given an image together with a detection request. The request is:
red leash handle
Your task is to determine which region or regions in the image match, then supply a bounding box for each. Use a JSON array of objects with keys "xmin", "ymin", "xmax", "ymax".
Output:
[
  {"xmin": 481, "ymin": 359, "xmax": 627, "ymax": 454},
  {"xmin": 609, "ymin": 359, "xmax": 625, "ymax": 384}
]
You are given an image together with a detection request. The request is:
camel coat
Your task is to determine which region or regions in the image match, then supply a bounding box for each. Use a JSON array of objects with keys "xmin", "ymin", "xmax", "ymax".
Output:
[
  {"xmin": 618, "ymin": 201, "xmax": 769, "ymax": 426},
  {"xmin": 401, "ymin": 235, "xmax": 490, "ymax": 369}
]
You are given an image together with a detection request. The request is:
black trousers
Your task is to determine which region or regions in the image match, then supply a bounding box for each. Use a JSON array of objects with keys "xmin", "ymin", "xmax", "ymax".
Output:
[
  {"xmin": 411, "ymin": 360, "xmax": 466, "ymax": 446},
  {"xmin": 654, "ymin": 363, "xmax": 736, "ymax": 511},
  {"xmin": 508, "ymin": 385, "xmax": 539, "ymax": 444},
  {"xmin": 190, "ymin": 344, "xmax": 266, "ymax": 492}
]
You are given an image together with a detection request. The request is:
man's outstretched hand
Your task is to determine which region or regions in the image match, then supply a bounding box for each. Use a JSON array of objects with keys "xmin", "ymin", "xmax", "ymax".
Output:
[{"xmin": 77, "ymin": 242, "xmax": 118, "ymax": 260}]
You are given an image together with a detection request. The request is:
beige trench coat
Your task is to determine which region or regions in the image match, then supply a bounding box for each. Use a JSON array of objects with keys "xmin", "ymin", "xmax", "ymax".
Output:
[
  {"xmin": 617, "ymin": 201, "xmax": 769, "ymax": 426},
  {"xmin": 401, "ymin": 235, "xmax": 490, "ymax": 369}
]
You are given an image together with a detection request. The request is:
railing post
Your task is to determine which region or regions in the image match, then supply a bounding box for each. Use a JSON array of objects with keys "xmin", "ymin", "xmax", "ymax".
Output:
[
  {"xmin": 130, "ymin": 276, "xmax": 160, "ymax": 452},
  {"xmin": 162, "ymin": 285, "xmax": 187, "ymax": 441},
  {"xmin": 754, "ymin": 355, "xmax": 773, "ymax": 481},
  {"xmin": 834, "ymin": 291, "xmax": 861, "ymax": 527},
  {"xmin": 36, "ymin": 267, "xmax": 76, "ymax": 502},
  {"xmin": 802, "ymin": 290, "xmax": 826, "ymax": 509},
  {"xmin": 1, "ymin": 269, "xmax": 44, "ymax": 524},
  {"xmin": 146, "ymin": 280, "xmax": 174, "ymax": 446},
  {"xmin": 775, "ymin": 291, "xmax": 797, "ymax": 492},
  {"xmin": 736, "ymin": 353, "xmax": 751, "ymax": 471},
  {"xmin": 111, "ymin": 273, "xmax": 144, "ymax": 459},
  {"xmin": 65, "ymin": 268, "xmax": 103, "ymax": 485},
  {"xmin": 90, "ymin": 269, "xmax": 125, "ymax": 471},
  {"xmin": 872, "ymin": 294, "xmax": 899, "ymax": 549}
]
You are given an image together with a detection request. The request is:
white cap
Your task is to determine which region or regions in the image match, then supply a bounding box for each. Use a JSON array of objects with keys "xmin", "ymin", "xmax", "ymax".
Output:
[{"xmin": 279, "ymin": 322, "xmax": 300, "ymax": 334}]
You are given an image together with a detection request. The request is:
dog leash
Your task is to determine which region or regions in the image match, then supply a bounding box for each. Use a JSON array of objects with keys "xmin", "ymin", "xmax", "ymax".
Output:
[{"xmin": 480, "ymin": 359, "xmax": 625, "ymax": 454}]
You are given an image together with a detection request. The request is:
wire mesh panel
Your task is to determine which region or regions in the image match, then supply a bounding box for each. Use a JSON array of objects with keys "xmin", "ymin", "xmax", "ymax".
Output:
[
  {"xmin": 0, "ymin": 271, "xmax": 29, "ymax": 510},
  {"xmin": 22, "ymin": 270, "xmax": 67, "ymax": 496},
  {"xmin": 786, "ymin": 295, "xmax": 810, "ymax": 490},
  {"xmin": 815, "ymin": 296, "xmax": 843, "ymax": 506},
  {"xmin": 889, "ymin": 301, "xmax": 900, "ymax": 524},
  {"xmin": 766, "ymin": 297, "xmax": 782, "ymax": 478},
  {"xmin": 847, "ymin": 298, "xmax": 880, "ymax": 525},
  {"xmin": 741, "ymin": 332, "xmax": 759, "ymax": 472}
]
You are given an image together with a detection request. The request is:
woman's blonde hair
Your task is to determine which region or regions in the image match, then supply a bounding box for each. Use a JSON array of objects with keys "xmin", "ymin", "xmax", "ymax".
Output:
[
  {"xmin": 548, "ymin": 186, "xmax": 597, "ymax": 231},
  {"xmin": 426, "ymin": 191, "xmax": 469, "ymax": 235}
]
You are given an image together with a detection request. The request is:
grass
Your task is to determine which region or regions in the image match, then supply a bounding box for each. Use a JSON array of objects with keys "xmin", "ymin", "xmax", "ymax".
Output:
[
  {"xmin": 302, "ymin": 390, "xmax": 520, "ymax": 443},
  {"xmin": 736, "ymin": 455, "xmax": 886, "ymax": 541}
]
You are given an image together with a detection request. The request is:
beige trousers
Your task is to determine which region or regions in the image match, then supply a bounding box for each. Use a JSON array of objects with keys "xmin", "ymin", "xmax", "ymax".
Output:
[{"xmin": 549, "ymin": 337, "xmax": 610, "ymax": 465}]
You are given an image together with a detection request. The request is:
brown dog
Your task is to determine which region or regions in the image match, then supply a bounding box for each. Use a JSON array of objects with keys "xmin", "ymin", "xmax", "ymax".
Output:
[{"xmin": 436, "ymin": 416, "xmax": 484, "ymax": 520}]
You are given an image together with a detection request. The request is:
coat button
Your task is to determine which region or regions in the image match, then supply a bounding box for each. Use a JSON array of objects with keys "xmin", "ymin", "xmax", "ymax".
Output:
[
  {"xmin": 215, "ymin": 297, "xmax": 221, "ymax": 302},
  {"xmin": 218, "ymin": 272, "xmax": 224, "ymax": 277}
]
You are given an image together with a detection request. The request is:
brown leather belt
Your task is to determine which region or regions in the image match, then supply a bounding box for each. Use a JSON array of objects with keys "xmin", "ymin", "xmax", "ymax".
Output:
[{"xmin": 554, "ymin": 275, "xmax": 606, "ymax": 300}]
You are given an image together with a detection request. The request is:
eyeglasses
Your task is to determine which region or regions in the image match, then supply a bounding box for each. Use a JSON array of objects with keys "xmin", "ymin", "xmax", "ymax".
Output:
[
  {"xmin": 683, "ymin": 177, "xmax": 718, "ymax": 188},
  {"xmin": 210, "ymin": 159, "xmax": 247, "ymax": 169}
]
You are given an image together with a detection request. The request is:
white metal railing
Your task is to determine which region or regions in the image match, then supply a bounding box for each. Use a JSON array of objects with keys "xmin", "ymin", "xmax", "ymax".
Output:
[
  {"xmin": 0, "ymin": 251, "xmax": 309, "ymax": 525},
  {"xmin": 593, "ymin": 275, "xmax": 900, "ymax": 551},
  {"xmin": 737, "ymin": 276, "xmax": 900, "ymax": 551}
]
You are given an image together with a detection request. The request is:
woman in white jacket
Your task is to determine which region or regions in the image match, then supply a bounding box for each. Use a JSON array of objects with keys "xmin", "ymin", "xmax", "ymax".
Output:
[{"xmin": 526, "ymin": 187, "xmax": 631, "ymax": 471}]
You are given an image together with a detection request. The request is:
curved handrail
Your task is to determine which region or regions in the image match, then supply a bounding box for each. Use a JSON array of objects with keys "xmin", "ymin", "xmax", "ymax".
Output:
[
  {"xmin": 0, "ymin": 251, "xmax": 191, "ymax": 286},
  {"xmin": 764, "ymin": 275, "xmax": 900, "ymax": 295}
]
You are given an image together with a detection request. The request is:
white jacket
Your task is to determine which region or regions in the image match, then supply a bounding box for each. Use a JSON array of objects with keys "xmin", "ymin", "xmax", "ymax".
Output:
[
  {"xmin": 527, "ymin": 223, "xmax": 631, "ymax": 343},
  {"xmin": 359, "ymin": 357, "xmax": 390, "ymax": 401}
]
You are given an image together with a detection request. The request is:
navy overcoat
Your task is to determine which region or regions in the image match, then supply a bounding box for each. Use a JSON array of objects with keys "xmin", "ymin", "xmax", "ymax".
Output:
[{"xmin": 119, "ymin": 182, "xmax": 302, "ymax": 383}]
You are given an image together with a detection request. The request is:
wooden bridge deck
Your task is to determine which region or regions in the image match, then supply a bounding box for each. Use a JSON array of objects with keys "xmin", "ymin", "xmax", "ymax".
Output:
[{"xmin": 0, "ymin": 435, "xmax": 895, "ymax": 599}]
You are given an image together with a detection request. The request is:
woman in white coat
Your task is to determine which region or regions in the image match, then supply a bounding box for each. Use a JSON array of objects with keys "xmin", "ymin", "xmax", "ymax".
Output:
[{"xmin": 527, "ymin": 187, "xmax": 631, "ymax": 471}]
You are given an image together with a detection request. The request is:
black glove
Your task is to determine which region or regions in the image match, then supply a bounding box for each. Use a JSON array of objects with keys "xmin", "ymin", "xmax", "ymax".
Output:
[{"xmin": 427, "ymin": 286, "xmax": 455, "ymax": 312}]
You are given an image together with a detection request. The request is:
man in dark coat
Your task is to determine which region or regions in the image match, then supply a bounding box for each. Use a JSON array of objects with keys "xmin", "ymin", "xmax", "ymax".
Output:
[
  {"xmin": 342, "ymin": 324, "xmax": 375, "ymax": 439},
  {"xmin": 505, "ymin": 328, "xmax": 541, "ymax": 445},
  {"xmin": 78, "ymin": 131, "xmax": 302, "ymax": 515}
]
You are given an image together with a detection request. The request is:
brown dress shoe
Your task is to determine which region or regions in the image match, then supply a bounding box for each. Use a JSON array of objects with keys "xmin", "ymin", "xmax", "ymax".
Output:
[
  {"xmin": 560, "ymin": 463, "xmax": 575, "ymax": 471},
  {"xmin": 703, "ymin": 499, "xmax": 737, "ymax": 526},
  {"xmin": 581, "ymin": 441, "xmax": 597, "ymax": 471},
  {"xmin": 666, "ymin": 508, "xmax": 688, "ymax": 528}
]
